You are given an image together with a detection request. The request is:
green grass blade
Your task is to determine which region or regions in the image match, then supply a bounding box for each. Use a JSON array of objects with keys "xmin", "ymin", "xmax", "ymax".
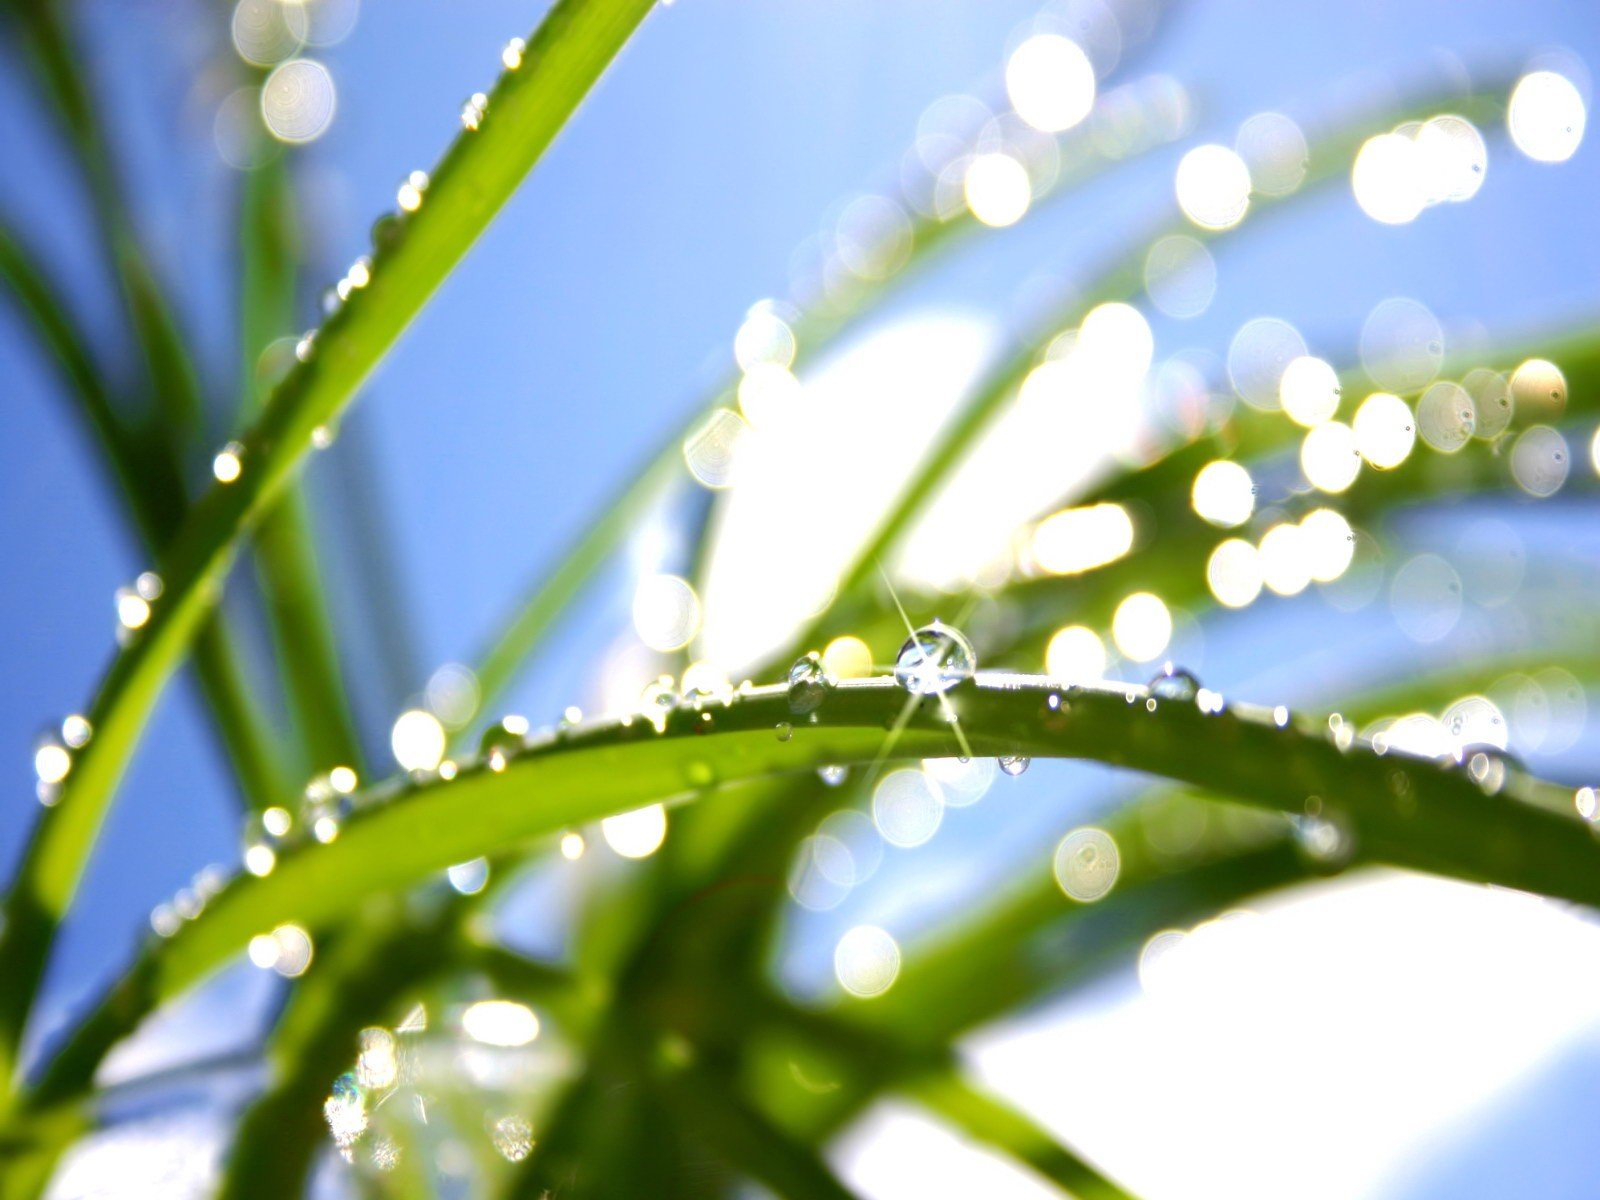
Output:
[
  {"xmin": 911, "ymin": 1069, "xmax": 1134, "ymax": 1200},
  {"xmin": 0, "ymin": 217, "xmax": 290, "ymax": 815},
  {"xmin": 0, "ymin": 0, "xmax": 657, "ymax": 1092},
  {"xmin": 31, "ymin": 672, "xmax": 1593, "ymax": 1082},
  {"xmin": 237, "ymin": 154, "xmax": 363, "ymax": 775},
  {"xmin": 663, "ymin": 1062, "xmax": 863, "ymax": 1200}
]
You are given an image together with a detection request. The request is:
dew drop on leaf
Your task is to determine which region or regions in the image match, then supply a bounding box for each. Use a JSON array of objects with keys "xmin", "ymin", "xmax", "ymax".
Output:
[{"xmin": 894, "ymin": 621, "xmax": 976, "ymax": 695}]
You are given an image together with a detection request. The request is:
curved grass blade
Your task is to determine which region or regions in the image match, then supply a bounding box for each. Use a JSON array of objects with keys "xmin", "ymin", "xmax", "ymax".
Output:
[
  {"xmin": 0, "ymin": 0, "xmax": 658, "ymax": 1091},
  {"xmin": 32, "ymin": 671, "xmax": 1596, "ymax": 1080},
  {"xmin": 0, "ymin": 217, "xmax": 290, "ymax": 813}
]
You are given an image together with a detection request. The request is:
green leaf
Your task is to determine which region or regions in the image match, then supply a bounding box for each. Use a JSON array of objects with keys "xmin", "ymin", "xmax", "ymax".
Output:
[{"xmin": 0, "ymin": 0, "xmax": 657, "ymax": 1091}]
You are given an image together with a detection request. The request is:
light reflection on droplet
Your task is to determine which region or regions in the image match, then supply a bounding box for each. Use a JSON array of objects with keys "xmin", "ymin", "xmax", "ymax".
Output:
[
  {"xmin": 823, "ymin": 635, "xmax": 873, "ymax": 680},
  {"xmin": 447, "ymin": 858, "xmax": 490, "ymax": 895},
  {"xmin": 1352, "ymin": 132, "xmax": 1426, "ymax": 225},
  {"xmin": 34, "ymin": 741, "xmax": 71, "ymax": 785},
  {"xmin": 1046, "ymin": 624, "xmax": 1107, "ymax": 681},
  {"xmin": 560, "ymin": 831, "xmax": 586, "ymax": 860},
  {"xmin": 1005, "ymin": 34, "xmax": 1096, "ymax": 134},
  {"xmin": 922, "ymin": 756, "xmax": 996, "ymax": 808},
  {"xmin": 356, "ymin": 1027, "xmax": 398, "ymax": 1090},
  {"xmin": 964, "ymin": 153, "xmax": 1032, "ymax": 227},
  {"xmin": 1508, "ymin": 358, "xmax": 1567, "ymax": 422},
  {"xmin": 1415, "ymin": 115, "xmax": 1487, "ymax": 203},
  {"xmin": 390, "ymin": 709, "xmax": 445, "ymax": 772},
  {"xmin": 1053, "ymin": 827, "xmax": 1120, "ymax": 901},
  {"xmin": 1259, "ymin": 522, "xmax": 1312, "ymax": 597},
  {"xmin": 1508, "ymin": 71, "xmax": 1586, "ymax": 163},
  {"xmin": 1191, "ymin": 460, "xmax": 1255, "ymax": 528},
  {"xmin": 683, "ymin": 408, "xmax": 748, "ymax": 489},
  {"xmin": 737, "ymin": 362, "xmax": 803, "ymax": 429},
  {"xmin": 1509, "ymin": 425, "xmax": 1570, "ymax": 497},
  {"xmin": 1353, "ymin": 391, "xmax": 1416, "ymax": 468},
  {"xmin": 248, "ymin": 923, "xmax": 313, "ymax": 977},
  {"xmin": 501, "ymin": 37, "xmax": 526, "ymax": 70},
  {"xmin": 834, "ymin": 925, "xmax": 901, "ymax": 998},
  {"xmin": 1112, "ymin": 592, "xmax": 1171, "ymax": 663},
  {"xmin": 212, "ymin": 441, "xmax": 244, "ymax": 484},
  {"xmin": 1228, "ymin": 317, "xmax": 1306, "ymax": 410},
  {"xmin": 61, "ymin": 714, "xmax": 92, "ymax": 748},
  {"xmin": 492, "ymin": 1114, "xmax": 534, "ymax": 1162},
  {"xmin": 632, "ymin": 574, "xmax": 701, "ymax": 652},
  {"xmin": 1301, "ymin": 421, "xmax": 1361, "ymax": 493},
  {"xmin": 872, "ymin": 769, "xmax": 944, "ymax": 848},
  {"xmin": 1390, "ymin": 553, "xmax": 1463, "ymax": 644},
  {"xmin": 115, "ymin": 587, "xmax": 152, "ymax": 631},
  {"xmin": 260, "ymin": 59, "xmax": 336, "ymax": 144},
  {"xmin": 1462, "ymin": 368, "xmax": 1514, "ymax": 439},
  {"xmin": 462, "ymin": 1000, "xmax": 540, "ymax": 1047},
  {"xmin": 231, "ymin": 0, "xmax": 307, "ymax": 66},
  {"xmin": 1279, "ymin": 356, "xmax": 1341, "ymax": 427},
  {"xmin": 1143, "ymin": 234, "xmax": 1217, "ymax": 320},
  {"xmin": 1361, "ymin": 298, "xmax": 1443, "ymax": 393},
  {"xmin": 734, "ymin": 302, "xmax": 797, "ymax": 371},
  {"xmin": 1030, "ymin": 502, "xmax": 1134, "ymax": 575},
  {"xmin": 1175, "ymin": 144, "xmax": 1251, "ymax": 230},
  {"xmin": 1300, "ymin": 508, "xmax": 1356, "ymax": 583},
  {"xmin": 1415, "ymin": 381, "xmax": 1476, "ymax": 452},
  {"xmin": 601, "ymin": 804, "xmax": 667, "ymax": 858},
  {"xmin": 1235, "ymin": 111, "xmax": 1308, "ymax": 196},
  {"xmin": 1206, "ymin": 538, "xmax": 1263, "ymax": 609}
]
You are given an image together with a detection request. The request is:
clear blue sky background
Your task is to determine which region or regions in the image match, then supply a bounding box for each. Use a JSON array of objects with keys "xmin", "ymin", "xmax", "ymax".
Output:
[{"xmin": 2, "ymin": 1, "xmax": 1599, "ymax": 1194}]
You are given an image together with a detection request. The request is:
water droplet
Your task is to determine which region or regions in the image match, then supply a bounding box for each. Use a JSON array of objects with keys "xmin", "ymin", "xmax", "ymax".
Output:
[
  {"xmin": 460, "ymin": 92, "xmax": 488, "ymax": 131},
  {"xmin": 301, "ymin": 774, "xmax": 353, "ymax": 843},
  {"xmin": 310, "ymin": 424, "xmax": 336, "ymax": 450},
  {"xmin": 324, "ymin": 1071, "xmax": 368, "ymax": 1153},
  {"xmin": 775, "ymin": 722, "xmax": 794, "ymax": 742},
  {"xmin": 560, "ymin": 831, "xmax": 586, "ymax": 860},
  {"xmin": 370, "ymin": 213, "xmax": 402, "ymax": 252},
  {"xmin": 60, "ymin": 713, "xmax": 92, "ymax": 748},
  {"xmin": 818, "ymin": 764, "xmax": 848, "ymax": 786},
  {"xmin": 115, "ymin": 585, "xmax": 152, "ymax": 632},
  {"xmin": 242, "ymin": 805, "xmax": 294, "ymax": 875},
  {"xmin": 150, "ymin": 903, "xmax": 181, "ymax": 938},
  {"xmin": 446, "ymin": 857, "xmax": 490, "ymax": 894},
  {"xmin": 1460, "ymin": 744, "xmax": 1516, "ymax": 794},
  {"xmin": 212, "ymin": 442, "xmax": 244, "ymax": 483},
  {"xmin": 894, "ymin": 621, "xmax": 976, "ymax": 695},
  {"xmin": 501, "ymin": 36, "xmax": 526, "ymax": 71},
  {"xmin": 1148, "ymin": 662, "xmax": 1200, "ymax": 702},
  {"xmin": 998, "ymin": 755, "xmax": 1031, "ymax": 776},
  {"xmin": 34, "ymin": 739, "xmax": 72, "ymax": 786},
  {"xmin": 295, "ymin": 330, "xmax": 316, "ymax": 362},
  {"xmin": 492, "ymin": 1114, "xmax": 534, "ymax": 1162},
  {"xmin": 1576, "ymin": 786, "xmax": 1599, "ymax": 822},
  {"xmin": 396, "ymin": 170, "xmax": 428, "ymax": 213},
  {"xmin": 639, "ymin": 676, "xmax": 678, "ymax": 732},
  {"xmin": 787, "ymin": 652, "xmax": 834, "ymax": 715},
  {"xmin": 1272, "ymin": 705, "xmax": 1291, "ymax": 728},
  {"xmin": 1293, "ymin": 811, "xmax": 1355, "ymax": 866},
  {"xmin": 479, "ymin": 715, "xmax": 529, "ymax": 770},
  {"xmin": 1053, "ymin": 827, "xmax": 1120, "ymax": 901}
]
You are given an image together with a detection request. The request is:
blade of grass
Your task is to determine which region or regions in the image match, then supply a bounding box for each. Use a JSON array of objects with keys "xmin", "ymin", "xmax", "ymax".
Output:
[
  {"xmin": 237, "ymin": 153, "xmax": 363, "ymax": 774},
  {"xmin": 0, "ymin": 0, "xmax": 658, "ymax": 1094},
  {"xmin": 0, "ymin": 216, "xmax": 290, "ymax": 812},
  {"xmin": 26, "ymin": 669, "xmax": 1596, "ymax": 1109}
]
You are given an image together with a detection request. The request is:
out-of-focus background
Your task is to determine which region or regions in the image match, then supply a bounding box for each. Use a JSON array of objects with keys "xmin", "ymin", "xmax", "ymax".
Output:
[{"xmin": 3, "ymin": 1, "xmax": 1599, "ymax": 1196}]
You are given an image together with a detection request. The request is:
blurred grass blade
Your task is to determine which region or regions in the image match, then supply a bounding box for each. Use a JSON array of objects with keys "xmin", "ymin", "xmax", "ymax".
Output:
[
  {"xmin": 664, "ymin": 1062, "xmax": 863, "ymax": 1200},
  {"xmin": 911, "ymin": 1068, "xmax": 1134, "ymax": 1200},
  {"xmin": 0, "ymin": 0, "xmax": 657, "ymax": 1096},
  {"xmin": 0, "ymin": 216, "xmax": 290, "ymax": 813},
  {"xmin": 238, "ymin": 152, "xmax": 363, "ymax": 775}
]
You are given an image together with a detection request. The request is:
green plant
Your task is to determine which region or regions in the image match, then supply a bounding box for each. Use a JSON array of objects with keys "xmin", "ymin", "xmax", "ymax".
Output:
[{"xmin": 1, "ymin": 1, "xmax": 1597, "ymax": 1197}]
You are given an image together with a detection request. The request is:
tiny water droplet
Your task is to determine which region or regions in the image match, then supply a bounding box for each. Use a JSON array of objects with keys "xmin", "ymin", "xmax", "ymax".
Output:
[
  {"xmin": 115, "ymin": 586, "xmax": 152, "ymax": 631},
  {"xmin": 1576, "ymin": 786, "xmax": 1599, "ymax": 822},
  {"xmin": 894, "ymin": 621, "xmax": 976, "ymax": 695},
  {"xmin": 1148, "ymin": 662, "xmax": 1200, "ymax": 702},
  {"xmin": 212, "ymin": 442, "xmax": 244, "ymax": 484},
  {"xmin": 1272, "ymin": 705, "xmax": 1291, "ymax": 728},
  {"xmin": 295, "ymin": 330, "xmax": 317, "ymax": 362},
  {"xmin": 301, "ymin": 774, "xmax": 353, "ymax": 844},
  {"xmin": 639, "ymin": 676, "xmax": 678, "ymax": 732},
  {"xmin": 998, "ymin": 755, "xmax": 1031, "ymax": 776},
  {"xmin": 775, "ymin": 721, "xmax": 794, "ymax": 742},
  {"xmin": 787, "ymin": 651, "xmax": 834, "ymax": 715},
  {"xmin": 61, "ymin": 714, "xmax": 92, "ymax": 748},
  {"xmin": 310, "ymin": 424, "xmax": 336, "ymax": 450},
  {"xmin": 460, "ymin": 92, "xmax": 489, "ymax": 131},
  {"xmin": 501, "ymin": 36, "xmax": 526, "ymax": 70},
  {"xmin": 371, "ymin": 213, "xmax": 402, "ymax": 252},
  {"xmin": 242, "ymin": 804, "xmax": 294, "ymax": 876},
  {"xmin": 1294, "ymin": 810, "xmax": 1354, "ymax": 866},
  {"xmin": 150, "ymin": 903, "xmax": 181, "ymax": 938},
  {"xmin": 479, "ymin": 716, "xmax": 529, "ymax": 769},
  {"xmin": 818, "ymin": 764, "xmax": 848, "ymax": 786},
  {"xmin": 1459, "ymin": 744, "xmax": 1515, "ymax": 795}
]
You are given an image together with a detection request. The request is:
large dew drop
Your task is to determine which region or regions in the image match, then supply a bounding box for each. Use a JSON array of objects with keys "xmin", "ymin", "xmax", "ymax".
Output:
[
  {"xmin": 893, "ymin": 621, "xmax": 976, "ymax": 696},
  {"xmin": 1148, "ymin": 662, "xmax": 1201, "ymax": 703},
  {"xmin": 787, "ymin": 652, "xmax": 834, "ymax": 715}
]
